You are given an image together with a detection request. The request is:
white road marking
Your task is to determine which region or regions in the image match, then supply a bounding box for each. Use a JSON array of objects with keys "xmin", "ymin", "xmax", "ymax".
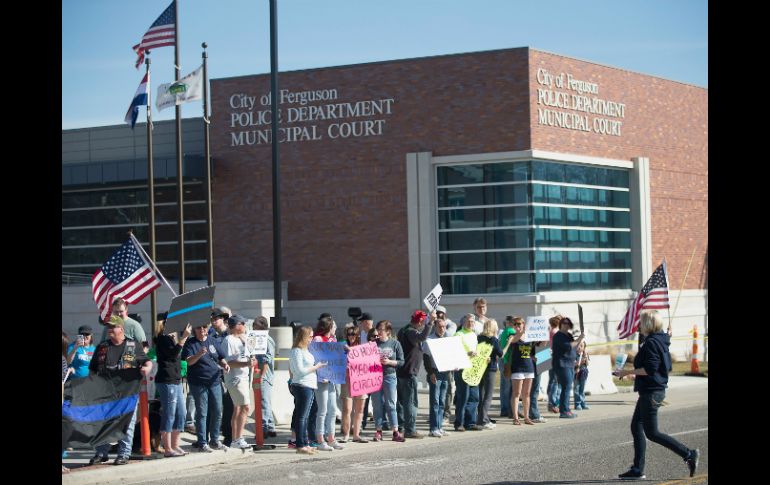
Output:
[{"xmin": 618, "ymin": 427, "xmax": 708, "ymax": 446}]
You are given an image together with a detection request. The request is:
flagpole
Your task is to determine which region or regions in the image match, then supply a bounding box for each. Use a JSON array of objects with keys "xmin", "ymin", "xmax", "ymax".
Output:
[
  {"xmin": 145, "ymin": 54, "xmax": 158, "ymax": 334},
  {"xmin": 269, "ymin": 0, "xmax": 285, "ymax": 327},
  {"xmin": 668, "ymin": 247, "xmax": 698, "ymax": 333},
  {"xmin": 174, "ymin": 0, "xmax": 186, "ymax": 293},
  {"xmin": 202, "ymin": 42, "xmax": 214, "ymax": 286},
  {"xmin": 130, "ymin": 233, "xmax": 178, "ymax": 298}
]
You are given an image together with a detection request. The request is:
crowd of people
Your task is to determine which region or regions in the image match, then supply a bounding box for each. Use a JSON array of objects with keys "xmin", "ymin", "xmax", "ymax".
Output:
[{"xmin": 62, "ymin": 297, "xmax": 698, "ymax": 479}]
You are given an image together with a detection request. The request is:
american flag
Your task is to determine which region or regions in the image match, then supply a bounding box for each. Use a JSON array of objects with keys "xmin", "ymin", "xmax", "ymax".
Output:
[
  {"xmin": 133, "ymin": 2, "xmax": 175, "ymax": 69},
  {"xmin": 617, "ymin": 262, "xmax": 670, "ymax": 339},
  {"xmin": 92, "ymin": 239, "xmax": 161, "ymax": 321}
]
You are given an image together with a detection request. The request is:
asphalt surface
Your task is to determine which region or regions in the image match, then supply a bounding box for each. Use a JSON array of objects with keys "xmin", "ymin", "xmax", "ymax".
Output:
[{"xmin": 83, "ymin": 382, "xmax": 707, "ymax": 485}]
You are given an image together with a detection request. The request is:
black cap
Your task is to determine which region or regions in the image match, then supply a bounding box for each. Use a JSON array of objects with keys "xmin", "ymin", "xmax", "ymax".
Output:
[
  {"xmin": 358, "ymin": 312, "xmax": 373, "ymax": 321},
  {"xmin": 319, "ymin": 312, "xmax": 332, "ymax": 320},
  {"xmin": 77, "ymin": 325, "xmax": 93, "ymax": 335}
]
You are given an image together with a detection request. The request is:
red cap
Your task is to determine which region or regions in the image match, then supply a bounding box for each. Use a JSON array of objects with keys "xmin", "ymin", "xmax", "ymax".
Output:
[{"xmin": 411, "ymin": 310, "xmax": 428, "ymax": 324}]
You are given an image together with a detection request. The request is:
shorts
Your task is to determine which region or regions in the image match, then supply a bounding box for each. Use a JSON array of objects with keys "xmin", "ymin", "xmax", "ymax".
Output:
[
  {"xmin": 511, "ymin": 372, "xmax": 535, "ymax": 380},
  {"xmin": 340, "ymin": 382, "xmax": 367, "ymax": 400},
  {"xmin": 224, "ymin": 376, "xmax": 252, "ymax": 407}
]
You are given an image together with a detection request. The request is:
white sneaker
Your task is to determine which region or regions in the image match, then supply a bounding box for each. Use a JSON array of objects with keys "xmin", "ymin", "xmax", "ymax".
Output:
[
  {"xmin": 429, "ymin": 429, "xmax": 443, "ymax": 438},
  {"xmin": 483, "ymin": 422, "xmax": 496, "ymax": 429},
  {"xmin": 439, "ymin": 429, "xmax": 451, "ymax": 436},
  {"xmin": 233, "ymin": 438, "xmax": 251, "ymax": 449},
  {"xmin": 532, "ymin": 417, "xmax": 547, "ymax": 423},
  {"xmin": 316, "ymin": 442, "xmax": 334, "ymax": 451},
  {"xmin": 329, "ymin": 440, "xmax": 345, "ymax": 450}
]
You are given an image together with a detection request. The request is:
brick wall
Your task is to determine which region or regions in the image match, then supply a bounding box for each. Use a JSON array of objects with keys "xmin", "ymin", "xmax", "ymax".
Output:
[{"xmin": 529, "ymin": 50, "xmax": 707, "ymax": 291}]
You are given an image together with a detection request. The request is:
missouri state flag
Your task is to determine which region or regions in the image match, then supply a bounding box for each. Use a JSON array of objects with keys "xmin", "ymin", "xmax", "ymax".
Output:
[
  {"xmin": 62, "ymin": 372, "xmax": 141, "ymax": 449},
  {"xmin": 124, "ymin": 73, "xmax": 149, "ymax": 129}
]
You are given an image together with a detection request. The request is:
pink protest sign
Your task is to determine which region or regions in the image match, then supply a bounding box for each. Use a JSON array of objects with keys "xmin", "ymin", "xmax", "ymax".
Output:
[{"xmin": 346, "ymin": 341, "xmax": 383, "ymax": 397}]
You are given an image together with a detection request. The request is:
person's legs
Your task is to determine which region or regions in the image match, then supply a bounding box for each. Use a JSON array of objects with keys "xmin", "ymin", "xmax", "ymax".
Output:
[
  {"xmin": 189, "ymin": 384, "xmax": 209, "ymax": 446},
  {"xmin": 371, "ymin": 389, "xmax": 385, "ymax": 430},
  {"xmin": 396, "ymin": 377, "xmax": 407, "ymax": 433},
  {"xmin": 221, "ymin": 387, "xmax": 233, "ymax": 445},
  {"xmin": 444, "ymin": 371, "xmax": 455, "ymax": 419},
  {"xmin": 479, "ymin": 370, "xmax": 495, "ymax": 425},
  {"xmin": 466, "ymin": 385, "xmax": 480, "ymax": 428},
  {"xmin": 208, "ymin": 382, "xmax": 223, "ymax": 444},
  {"xmin": 574, "ymin": 372, "xmax": 587, "ymax": 409},
  {"xmin": 382, "ymin": 374, "xmax": 399, "ymax": 433},
  {"xmin": 314, "ymin": 382, "xmax": 330, "ymax": 443},
  {"xmin": 521, "ymin": 378, "xmax": 532, "ymax": 422},
  {"xmin": 402, "ymin": 376, "xmax": 418, "ymax": 434},
  {"xmin": 529, "ymin": 371, "xmax": 542, "ymax": 419},
  {"xmin": 640, "ymin": 391, "xmax": 691, "ymax": 459},
  {"xmin": 324, "ymin": 384, "xmax": 338, "ymax": 441},
  {"xmin": 157, "ymin": 383, "xmax": 176, "ymax": 453},
  {"xmin": 352, "ymin": 397, "xmax": 365, "ymax": 438},
  {"xmin": 295, "ymin": 386, "xmax": 314, "ymax": 450},
  {"xmin": 511, "ymin": 378, "xmax": 523, "ymax": 423},
  {"xmin": 547, "ymin": 368, "xmax": 561, "ymax": 410},
  {"xmin": 499, "ymin": 365, "xmax": 512, "ymax": 417},
  {"xmin": 172, "ymin": 383, "xmax": 187, "ymax": 451},
  {"xmin": 307, "ymin": 397, "xmax": 318, "ymax": 443},
  {"xmin": 341, "ymin": 395, "xmax": 353, "ymax": 439},
  {"xmin": 185, "ymin": 381, "xmax": 195, "ymax": 431},
  {"xmin": 261, "ymin": 379, "xmax": 275, "ymax": 433},
  {"xmin": 630, "ymin": 394, "xmax": 646, "ymax": 473},
  {"xmin": 437, "ymin": 375, "xmax": 448, "ymax": 431},
  {"xmin": 454, "ymin": 371, "xmax": 469, "ymax": 429},
  {"xmin": 116, "ymin": 402, "xmax": 139, "ymax": 458},
  {"xmin": 556, "ymin": 367, "xmax": 575, "ymax": 415},
  {"xmin": 428, "ymin": 379, "xmax": 440, "ymax": 431}
]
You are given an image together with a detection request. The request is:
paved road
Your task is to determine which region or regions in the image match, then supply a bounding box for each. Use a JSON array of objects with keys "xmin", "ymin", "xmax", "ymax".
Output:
[{"xmin": 124, "ymin": 385, "xmax": 707, "ymax": 485}]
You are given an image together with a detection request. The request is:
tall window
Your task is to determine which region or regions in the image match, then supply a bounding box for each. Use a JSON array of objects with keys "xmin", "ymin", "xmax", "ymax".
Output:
[{"xmin": 437, "ymin": 160, "xmax": 631, "ymax": 294}]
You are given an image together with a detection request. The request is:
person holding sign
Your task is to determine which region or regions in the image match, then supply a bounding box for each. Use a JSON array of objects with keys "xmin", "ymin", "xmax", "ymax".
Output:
[
  {"xmin": 477, "ymin": 319, "xmax": 508, "ymax": 429},
  {"xmin": 507, "ymin": 318, "xmax": 536, "ymax": 425},
  {"xmin": 615, "ymin": 310, "xmax": 699, "ymax": 480},
  {"xmin": 339, "ymin": 324, "xmax": 368, "ymax": 443},
  {"xmin": 155, "ymin": 321, "xmax": 193, "ymax": 456},
  {"xmin": 454, "ymin": 314, "xmax": 482, "ymax": 432},
  {"xmin": 573, "ymin": 340, "xmax": 590, "ymax": 410},
  {"xmin": 397, "ymin": 310, "xmax": 435, "ymax": 439},
  {"xmin": 552, "ymin": 317, "xmax": 584, "ymax": 419},
  {"xmin": 223, "ymin": 315, "xmax": 257, "ymax": 450},
  {"xmin": 311, "ymin": 317, "xmax": 344, "ymax": 451},
  {"xmin": 372, "ymin": 320, "xmax": 405, "ymax": 442},
  {"xmin": 422, "ymin": 316, "xmax": 451, "ymax": 438},
  {"xmin": 290, "ymin": 326, "xmax": 328, "ymax": 455}
]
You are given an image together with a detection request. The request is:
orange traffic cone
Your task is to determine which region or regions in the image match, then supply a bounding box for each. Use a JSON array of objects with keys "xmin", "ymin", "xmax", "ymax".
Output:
[{"xmin": 689, "ymin": 325, "xmax": 701, "ymax": 375}]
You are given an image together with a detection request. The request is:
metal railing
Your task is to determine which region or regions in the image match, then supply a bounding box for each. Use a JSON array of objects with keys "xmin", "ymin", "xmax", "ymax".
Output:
[{"xmin": 62, "ymin": 272, "xmax": 92, "ymax": 286}]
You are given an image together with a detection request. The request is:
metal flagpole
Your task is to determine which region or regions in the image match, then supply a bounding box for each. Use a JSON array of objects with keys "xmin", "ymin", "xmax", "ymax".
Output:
[
  {"xmin": 174, "ymin": 0, "xmax": 186, "ymax": 293},
  {"xmin": 269, "ymin": 0, "xmax": 284, "ymax": 327},
  {"xmin": 668, "ymin": 246, "xmax": 698, "ymax": 334},
  {"xmin": 145, "ymin": 54, "xmax": 158, "ymax": 332},
  {"xmin": 202, "ymin": 42, "xmax": 214, "ymax": 286},
  {"xmin": 130, "ymin": 233, "xmax": 178, "ymax": 298}
]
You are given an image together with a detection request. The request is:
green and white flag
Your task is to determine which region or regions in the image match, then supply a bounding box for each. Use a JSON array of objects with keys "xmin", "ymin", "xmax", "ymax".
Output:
[{"xmin": 156, "ymin": 66, "xmax": 203, "ymax": 112}]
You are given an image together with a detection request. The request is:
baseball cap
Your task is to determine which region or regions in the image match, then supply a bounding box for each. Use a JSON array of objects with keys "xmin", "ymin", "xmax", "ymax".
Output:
[
  {"xmin": 77, "ymin": 325, "xmax": 93, "ymax": 335},
  {"xmin": 107, "ymin": 315, "xmax": 125, "ymax": 327},
  {"xmin": 435, "ymin": 305, "xmax": 447, "ymax": 314},
  {"xmin": 227, "ymin": 314, "xmax": 248, "ymax": 327},
  {"xmin": 411, "ymin": 310, "xmax": 428, "ymax": 324},
  {"xmin": 358, "ymin": 312, "xmax": 373, "ymax": 322}
]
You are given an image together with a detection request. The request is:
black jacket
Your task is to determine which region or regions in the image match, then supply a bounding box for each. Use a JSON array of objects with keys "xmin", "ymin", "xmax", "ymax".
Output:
[{"xmin": 633, "ymin": 332, "xmax": 672, "ymax": 394}]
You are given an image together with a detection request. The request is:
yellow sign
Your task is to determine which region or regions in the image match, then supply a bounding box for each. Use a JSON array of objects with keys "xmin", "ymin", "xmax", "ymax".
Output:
[{"xmin": 462, "ymin": 342, "xmax": 492, "ymax": 386}]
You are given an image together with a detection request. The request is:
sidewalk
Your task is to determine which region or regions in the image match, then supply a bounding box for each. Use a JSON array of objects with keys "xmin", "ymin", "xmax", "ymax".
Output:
[{"xmin": 62, "ymin": 375, "xmax": 707, "ymax": 484}]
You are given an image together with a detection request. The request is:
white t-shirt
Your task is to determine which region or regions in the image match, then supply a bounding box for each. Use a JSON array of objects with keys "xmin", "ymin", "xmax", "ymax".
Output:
[{"xmin": 224, "ymin": 335, "xmax": 250, "ymax": 382}]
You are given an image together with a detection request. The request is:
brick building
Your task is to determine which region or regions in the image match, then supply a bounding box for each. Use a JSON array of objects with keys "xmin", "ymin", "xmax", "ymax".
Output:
[{"xmin": 62, "ymin": 47, "xmax": 707, "ymax": 358}]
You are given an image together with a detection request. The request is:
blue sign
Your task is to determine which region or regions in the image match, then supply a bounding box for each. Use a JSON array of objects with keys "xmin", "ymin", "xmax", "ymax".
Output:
[{"xmin": 308, "ymin": 342, "xmax": 347, "ymax": 384}]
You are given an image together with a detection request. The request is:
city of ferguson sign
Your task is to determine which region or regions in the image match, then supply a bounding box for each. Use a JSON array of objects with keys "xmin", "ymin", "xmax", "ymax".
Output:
[
  {"xmin": 228, "ymin": 88, "xmax": 395, "ymax": 147},
  {"xmin": 535, "ymin": 68, "xmax": 626, "ymax": 137}
]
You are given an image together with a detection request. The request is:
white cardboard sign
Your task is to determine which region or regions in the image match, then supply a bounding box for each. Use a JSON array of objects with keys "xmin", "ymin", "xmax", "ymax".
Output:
[
  {"xmin": 425, "ymin": 336, "xmax": 472, "ymax": 372},
  {"xmin": 423, "ymin": 283, "xmax": 443, "ymax": 312},
  {"xmin": 522, "ymin": 316, "xmax": 549, "ymax": 342},
  {"xmin": 245, "ymin": 330, "xmax": 269, "ymax": 356}
]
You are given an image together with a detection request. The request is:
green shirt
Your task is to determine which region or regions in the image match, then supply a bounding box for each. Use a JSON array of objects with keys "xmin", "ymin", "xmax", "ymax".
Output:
[{"xmin": 499, "ymin": 327, "xmax": 517, "ymax": 363}]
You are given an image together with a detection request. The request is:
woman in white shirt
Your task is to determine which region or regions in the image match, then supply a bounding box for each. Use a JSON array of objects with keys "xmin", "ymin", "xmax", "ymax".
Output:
[{"xmin": 289, "ymin": 326, "xmax": 327, "ymax": 455}]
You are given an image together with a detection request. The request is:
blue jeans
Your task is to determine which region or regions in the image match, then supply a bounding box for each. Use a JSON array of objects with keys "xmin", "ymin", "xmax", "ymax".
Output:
[
  {"xmin": 314, "ymin": 381, "xmax": 338, "ymax": 439},
  {"xmin": 185, "ymin": 387, "xmax": 195, "ymax": 427},
  {"xmin": 499, "ymin": 362, "xmax": 511, "ymax": 416},
  {"xmin": 574, "ymin": 369, "xmax": 587, "ymax": 409},
  {"xmin": 291, "ymin": 384, "xmax": 315, "ymax": 448},
  {"xmin": 428, "ymin": 372, "xmax": 448, "ymax": 431},
  {"xmin": 156, "ymin": 382, "xmax": 187, "ymax": 432},
  {"xmin": 372, "ymin": 373, "xmax": 398, "ymax": 430},
  {"xmin": 397, "ymin": 375, "xmax": 418, "ymax": 434},
  {"xmin": 95, "ymin": 402, "xmax": 138, "ymax": 459},
  {"xmin": 555, "ymin": 367, "xmax": 575, "ymax": 415},
  {"xmin": 260, "ymin": 379, "xmax": 275, "ymax": 432},
  {"xmin": 189, "ymin": 381, "xmax": 223, "ymax": 446},
  {"xmin": 547, "ymin": 368, "xmax": 561, "ymax": 409},
  {"xmin": 631, "ymin": 391, "xmax": 691, "ymax": 473},
  {"xmin": 453, "ymin": 371, "xmax": 479, "ymax": 428}
]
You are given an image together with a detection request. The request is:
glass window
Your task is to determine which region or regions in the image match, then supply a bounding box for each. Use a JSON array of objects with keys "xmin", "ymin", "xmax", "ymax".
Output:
[{"xmin": 438, "ymin": 159, "xmax": 631, "ymax": 294}]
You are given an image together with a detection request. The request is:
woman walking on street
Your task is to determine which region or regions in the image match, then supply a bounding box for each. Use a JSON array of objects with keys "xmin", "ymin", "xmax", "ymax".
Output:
[{"xmin": 615, "ymin": 310, "xmax": 699, "ymax": 480}]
